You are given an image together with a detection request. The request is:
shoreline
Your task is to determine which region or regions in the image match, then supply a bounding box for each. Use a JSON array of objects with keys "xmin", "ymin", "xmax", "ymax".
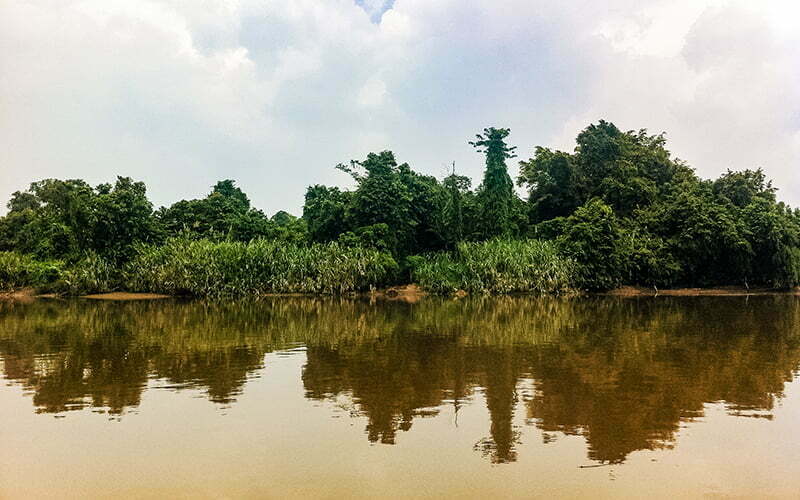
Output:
[
  {"xmin": 3, "ymin": 284, "xmax": 799, "ymax": 302},
  {"xmin": 604, "ymin": 285, "xmax": 800, "ymax": 297}
]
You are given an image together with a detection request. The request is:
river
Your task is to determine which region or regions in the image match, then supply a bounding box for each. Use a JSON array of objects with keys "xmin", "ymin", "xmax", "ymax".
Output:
[{"xmin": 1, "ymin": 295, "xmax": 799, "ymax": 498}]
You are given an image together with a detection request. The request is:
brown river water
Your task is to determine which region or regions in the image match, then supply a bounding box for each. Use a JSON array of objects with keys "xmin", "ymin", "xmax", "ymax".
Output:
[{"xmin": 1, "ymin": 295, "xmax": 799, "ymax": 498}]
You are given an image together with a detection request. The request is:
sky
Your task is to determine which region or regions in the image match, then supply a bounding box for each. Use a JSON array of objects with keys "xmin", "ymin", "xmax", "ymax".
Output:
[{"xmin": 1, "ymin": 0, "xmax": 798, "ymax": 215}]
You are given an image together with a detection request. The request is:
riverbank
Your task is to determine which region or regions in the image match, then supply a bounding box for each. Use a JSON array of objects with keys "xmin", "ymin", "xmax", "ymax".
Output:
[
  {"xmin": 5, "ymin": 237, "xmax": 800, "ymax": 299},
  {"xmin": 82, "ymin": 292, "xmax": 171, "ymax": 300},
  {"xmin": 4, "ymin": 285, "xmax": 800, "ymax": 303},
  {"xmin": 606, "ymin": 286, "xmax": 800, "ymax": 297}
]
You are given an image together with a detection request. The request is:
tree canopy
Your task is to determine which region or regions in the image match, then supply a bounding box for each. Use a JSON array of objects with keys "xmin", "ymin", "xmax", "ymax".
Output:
[{"xmin": 2, "ymin": 121, "xmax": 799, "ymax": 290}]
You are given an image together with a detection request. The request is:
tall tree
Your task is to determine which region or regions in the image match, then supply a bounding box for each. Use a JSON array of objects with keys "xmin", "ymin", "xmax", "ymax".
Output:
[
  {"xmin": 442, "ymin": 166, "xmax": 473, "ymax": 246},
  {"xmin": 157, "ymin": 179, "xmax": 272, "ymax": 241},
  {"xmin": 91, "ymin": 176, "xmax": 161, "ymax": 261},
  {"xmin": 471, "ymin": 127, "xmax": 518, "ymax": 239},
  {"xmin": 517, "ymin": 147, "xmax": 581, "ymax": 223},
  {"xmin": 303, "ymin": 185, "xmax": 351, "ymax": 243},
  {"xmin": 397, "ymin": 164, "xmax": 447, "ymax": 253},
  {"xmin": 337, "ymin": 151, "xmax": 414, "ymax": 254}
]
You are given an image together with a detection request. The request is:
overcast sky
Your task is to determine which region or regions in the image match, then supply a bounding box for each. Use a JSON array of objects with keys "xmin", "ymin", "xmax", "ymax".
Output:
[{"xmin": 2, "ymin": 0, "xmax": 798, "ymax": 215}]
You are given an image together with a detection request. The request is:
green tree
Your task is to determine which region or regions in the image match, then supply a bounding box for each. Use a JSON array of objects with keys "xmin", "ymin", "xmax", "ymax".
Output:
[
  {"xmin": 642, "ymin": 181, "xmax": 752, "ymax": 286},
  {"xmin": 337, "ymin": 151, "xmax": 414, "ymax": 254},
  {"xmin": 575, "ymin": 122, "xmax": 655, "ymax": 215},
  {"xmin": 397, "ymin": 165, "xmax": 447, "ymax": 253},
  {"xmin": 739, "ymin": 197, "xmax": 799, "ymax": 287},
  {"xmin": 91, "ymin": 176, "xmax": 161, "ymax": 261},
  {"xmin": 303, "ymin": 185, "xmax": 351, "ymax": 243},
  {"xmin": 518, "ymin": 147, "xmax": 581, "ymax": 223},
  {"xmin": 211, "ymin": 179, "xmax": 251, "ymax": 211},
  {"xmin": 157, "ymin": 179, "xmax": 273, "ymax": 242},
  {"xmin": 560, "ymin": 121, "xmax": 696, "ymax": 216},
  {"xmin": 558, "ymin": 199, "xmax": 626, "ymax": 290},
  {"xmin": 0, "ymin": 179, "xmax": 95, "ymax": 259},
  {"xmin": 266, "ymin": 211, "xmax": 308, "ymax": 244},
  {"xmin": 713, "ymin": 168, "xmax": 776, "ymax": 208},
  {"xmin": 472, "ymin": 127, "xmax": 518, "ymax": 239},
  {"xmin": 441, "ymin": 170, "xmax": 473, "ymax": 246}
]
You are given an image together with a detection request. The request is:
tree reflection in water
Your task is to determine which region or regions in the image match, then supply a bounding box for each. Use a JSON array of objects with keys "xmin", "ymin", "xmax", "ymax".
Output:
[{"xmin": 1, "ymin": 295, "xmax": 798, "ymax": 464}]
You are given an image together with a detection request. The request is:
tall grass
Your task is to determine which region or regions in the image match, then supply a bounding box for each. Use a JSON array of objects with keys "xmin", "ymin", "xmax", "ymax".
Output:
[
  {"xmin": 413, "ymin": 239, "xmax": 578, "ymax": 294},
  {"xmin": 125, "ymin": 238, "xmax": 399, "ymax": 297},
  {"xmin": 0, "ymin": 251, "xmax": 117, "ymax": 295},
  {"xmin": 4, "ymin": 239, "xmax": 574, "ymax": 297},
  {"xmin": 0, "ymin": 251, "xmax": 63, "ymax": 292},
  {"xmin": 59, "ymin": 252, "xmax": 117, "ymax": 295}
]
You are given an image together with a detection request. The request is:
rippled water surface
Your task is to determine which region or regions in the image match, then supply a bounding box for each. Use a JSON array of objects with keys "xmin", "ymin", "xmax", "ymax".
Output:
[{"xmin": 1, "ymin": 295, "xmax": 799, "ymax": 498}]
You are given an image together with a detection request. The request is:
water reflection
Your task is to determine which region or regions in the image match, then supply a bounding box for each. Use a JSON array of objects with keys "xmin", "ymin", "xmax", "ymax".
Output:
[{"xmin": 1, "ymin": 295, "xmax": 798, "ymax": 464}]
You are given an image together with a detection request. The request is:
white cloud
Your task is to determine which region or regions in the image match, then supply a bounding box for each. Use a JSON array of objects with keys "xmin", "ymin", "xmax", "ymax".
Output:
[
  {"xmin": 357, "ymin": 76, "xmax": 388, "ymax": 108},
  {"xmin": 1, "ymin": 0, "xmax": 797, "ymax": 214}
]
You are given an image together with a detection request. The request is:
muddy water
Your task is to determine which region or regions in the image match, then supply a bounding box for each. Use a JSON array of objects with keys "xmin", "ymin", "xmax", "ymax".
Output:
[{"xmin": 1, "ymin": 296, "xmax": 799, "ymax": 498}]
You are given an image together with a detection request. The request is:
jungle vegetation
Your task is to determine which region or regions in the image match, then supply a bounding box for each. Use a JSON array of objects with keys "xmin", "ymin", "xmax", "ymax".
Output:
[{"xmin": 1, "ymin": 121, "xmax": 799, "ymax": 295}]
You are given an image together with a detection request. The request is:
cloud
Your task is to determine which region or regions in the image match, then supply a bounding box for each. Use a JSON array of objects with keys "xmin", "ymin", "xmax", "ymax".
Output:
[{"xmin": 1, "ymin": 0, "xmax": 797, "ymax": 215}]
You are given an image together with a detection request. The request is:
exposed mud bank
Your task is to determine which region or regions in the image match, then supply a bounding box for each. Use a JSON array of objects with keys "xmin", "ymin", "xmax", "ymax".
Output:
[
  {"xmin": 607, "ymin": 286, "xmax": 800, "ymax": 297},
  {"xmin": 82, "ymin": 292, "xmax": 171, "ymax": 300},
  {"xmin": 6, "ymin": 284, "xmax": 800, "ymax": 302}
]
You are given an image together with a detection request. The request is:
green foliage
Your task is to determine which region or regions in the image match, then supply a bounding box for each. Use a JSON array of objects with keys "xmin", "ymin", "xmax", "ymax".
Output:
[
  {"xmin": 472, "ymin": 127, "xmax": 518, "ymax": 239},
  {"xmin": 303, "ymin": 185, "xmax": 351, "ymax": 243},
  {"xmin": 0, "ymin": 252, "xmax": 63, "ymax": 292},
  {"xmin": 125, "ymin": 237, "xmax": 399, "ymax": 297},
  {"xmin": 1, "ymin": 179, "xmax": 94, "ymax": 259},
  {"xmin": 0, "ymin": 177, "xmax": 159, "ymax": 263},
  {"xmin": 441, "ymin": 172, "xmax": 475, "ymax": 246},
  {"xmin": 157, "ymin": 179, "xmax": 280, "ymax": 242},
  {"xmin": 413, "ymin": 239, "xmax": 577, "ymax": 294},
  {"xmin": 619, "ymin": 228, "xmax": 681, "ymax": 287},
  {"xmin": 518, "ymin": 147, "xmax": 581, "ymax": 223},
  {"xmin": 519, "ymin": 121, "xmax": 694, "ymax": 219},
  {"xmin": 267, "ymin": 211, "xmax": 308, "ymax": 244},
  {"xmin": 91, "ymin": 177, "xmax": 161, "ymax": 262},
  {"xmin": 713, "ymin": 168, "xmax": 776, "ymax": 207},
  {"xmin": 337, "ymin": 223, "xmax": 392, "ymax": 252},
  {"xmin": 398, "ymin": 165, "xmax": 448, "ymax": 253},
  {"xmin": 58, "ymin": 252, "xmax": 117, "ymax": 295},
  {"xmin": 2, "ymin": 120, "xmax": 799, "ymax": 294},
  {"xmin": 530, "ymin": 217, "xmax": 568, "ymax": 240},
  {"xmin": 307, "ymin": 152, "xmax": 452, "ymax": 256},
  {"xmin": 640, "ymin": 182, "xmax": 753, "ymax": 286},
  {"xmin": 558, "ymin": 199, "xmax": 627, "ymax": 290},
  {"xmin": 514, "ymin": 121, "xmax": 800, "ymax": 289},
  {"xmin": 575, "ymin": 121, "xmax": 656, "ymax": 213},
  {"xmin": 337, "ymin": 151, "xmax": 415, "ymax": 254}
]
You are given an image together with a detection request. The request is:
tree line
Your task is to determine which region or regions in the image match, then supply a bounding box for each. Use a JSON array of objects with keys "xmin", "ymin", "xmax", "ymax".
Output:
[{"xmin": 2, "ymin": 120, "xmax": 799, "ymax": 293}]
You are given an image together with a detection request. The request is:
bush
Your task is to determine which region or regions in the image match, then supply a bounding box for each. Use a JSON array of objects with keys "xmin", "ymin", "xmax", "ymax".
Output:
[
  {"xmin": 125, "ymin": 237, "xmax": 399, "ymax": 297},
  {"xmin": 57, "ymin": 252, "xmax": 117, "ymax": 295},
  {"xmin": 413, "ymin": 239, "xmax": 577, "ymax": 294},
  {"xmin": 558, "ymin": 199, "xmax": 626, "ymax": 290},
  {"xmin": 0, "ymin": 251, "xmax": 63, "ymax": 292}
]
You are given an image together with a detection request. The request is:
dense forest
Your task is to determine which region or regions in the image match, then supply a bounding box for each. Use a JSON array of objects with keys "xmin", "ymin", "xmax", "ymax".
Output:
[{"xmin": 1, "ymin": 121, "xmax": 799, "ymax": 296}]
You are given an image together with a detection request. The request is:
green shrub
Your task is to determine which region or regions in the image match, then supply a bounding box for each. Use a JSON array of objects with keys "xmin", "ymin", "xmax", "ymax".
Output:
[
  {"xmin": 0, "ymin": 251, "xmax": 63, "ymax": 291},
  {"xmin": 413, "ymin": 239, "xmax": 577, "ymax": 294},
  {"xmin": 57, "ymin": 252, "xmax": 117, "ymax": 295},
  {"xmin": 557, "ymin": 199, "xmax": 626, "ymax": 290},
  {"xmin": 125, "ymin": 237, "xmax": 399, "ymax": 297}
]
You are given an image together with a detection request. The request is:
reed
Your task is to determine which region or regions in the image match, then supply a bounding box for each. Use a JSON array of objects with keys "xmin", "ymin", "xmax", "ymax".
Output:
[
  {"xmin": 59, "ymin": 252, "xmax": 117, "ymax": 295},
  {"xmin": 124, "ymin": 238, "xmax": 399, "ymax": 297},
  {"xmin": 412, "ymin": 239, "xmax": 578, "ymax": 294}
]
